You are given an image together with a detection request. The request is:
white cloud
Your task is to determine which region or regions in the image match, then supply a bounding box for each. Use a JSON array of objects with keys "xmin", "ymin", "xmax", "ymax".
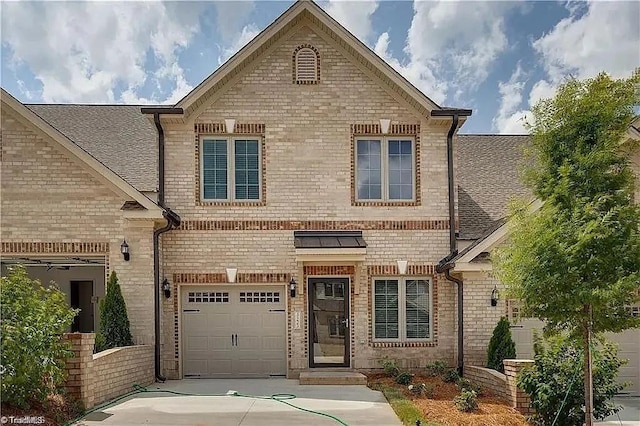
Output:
[
  {"xmin": 217, "ymin": 24, "xmax": 261, "ymax": 65},
  {"xmin": 1, "ymin": 2, "xmax": 203, "ymax": 103},
  {"xmin": 493, "ymin": 64, "xmax": 529, "ymax": 134},
  {"xmin": 213, "ymin": 1, "xmax": 256, "ymax": 43},
  {"xmin": 324, "ymin": 0, "xmax": 379, "ymax": 43}
]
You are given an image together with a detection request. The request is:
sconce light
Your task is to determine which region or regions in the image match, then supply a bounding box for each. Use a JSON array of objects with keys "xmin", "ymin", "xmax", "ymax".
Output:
[
  {"xmin": 397, "ymin": 260, "xmax": 408, "ymax": 275},
  {"xmin": 120, "ymin": 240, "xmax": 130, "ymax": 261},
  {"xmin": 162, "ymin": 278, "xmax": 171, "ymax": 299},
  {"xmin": 491, "ymin": 285, "xmax": 499, "ymax": 307},
  {"xmin": 226, "ymin": 268, "xmax": 238, "ymax": 283},
  {"xmin": 289, "ymin": 277, "xmax": 297, "ymax": 298}
]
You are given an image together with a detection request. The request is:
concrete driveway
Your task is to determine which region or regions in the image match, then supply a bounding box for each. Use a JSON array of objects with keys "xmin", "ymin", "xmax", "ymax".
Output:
[
  {"xmin": 596, "ymin": 396, "xmax": 640, "ymax": 426},
  {"xmin": 77, "ymin": 378, "xmax": 401, "ymax": 426}
]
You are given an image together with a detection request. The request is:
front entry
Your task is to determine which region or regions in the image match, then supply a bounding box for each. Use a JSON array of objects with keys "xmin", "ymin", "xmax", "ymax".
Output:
[{"xmin": 308, "ymin": 278, "xmax": 350, "ymax": 367}]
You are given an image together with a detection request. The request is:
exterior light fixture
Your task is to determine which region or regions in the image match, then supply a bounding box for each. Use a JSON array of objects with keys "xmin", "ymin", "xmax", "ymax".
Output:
[
  {"xmin": 397, "ymin": 260, "xmax": 408, "ymax": 275},
  {"xmin": 491, "ymin": 285, "xmax": 499, "ymax": 307},
  {"xmin": 289, "ymin": 277, "xmax": 297, "ymax": 298},
  {"xmin": 226, "ymin": 268, "xmax": 238, "ymax": 283},
  {"xmin": 162, "ymin": 278, "xmax": 171, "ymax": 299},
  {"xmin": 121, "ymin": 240, "xmax": 130, "ymax": 261}
]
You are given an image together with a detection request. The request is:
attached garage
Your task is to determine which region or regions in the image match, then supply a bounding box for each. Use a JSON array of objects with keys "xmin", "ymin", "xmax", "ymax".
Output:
[
  {"xmin": 511, "ymin": 318, "xmax": 640, "ymax": 396},
  {"xmin": 181, "ymin": 285, "xmax": 287, "ymax": 378}
]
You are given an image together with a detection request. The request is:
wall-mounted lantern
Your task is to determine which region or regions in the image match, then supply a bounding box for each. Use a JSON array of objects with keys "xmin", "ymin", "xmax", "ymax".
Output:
[
  {"xmin": 162, "ymin": 278, "xmax": 171, "ymax": 299},
  {"xmin": 121, "ymin": 240, "xmax": 130, "ymax": 261},
  {"xmin": 289, "ymin": 277, "xmax": 297, "ymax": 298},
  {"xmin": 491, "ymin": 285, "xmax": 499, "ymax": 307}
]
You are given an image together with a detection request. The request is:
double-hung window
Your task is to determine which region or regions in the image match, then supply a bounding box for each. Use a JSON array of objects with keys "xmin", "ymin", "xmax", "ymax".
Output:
[
  {"xmin": 200, "ymin": 137, "xmax": 262, "ymax": 202},
  {"xmin": 372, "ymin": 277, "xmax": 432, "ymax": 341},
  {"xmin": 355, "ymin": 138, "xmax": 415, "ymax": 201}
]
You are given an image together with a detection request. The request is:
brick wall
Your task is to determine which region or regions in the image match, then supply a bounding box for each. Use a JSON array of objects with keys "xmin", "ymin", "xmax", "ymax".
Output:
[
  {"xmin": 464, "ymin": 365, "xmax": 509, "ymax": 401},
  {"xmin": 64, "ymin": 333, "xmax": 154, "ymax": 409}
]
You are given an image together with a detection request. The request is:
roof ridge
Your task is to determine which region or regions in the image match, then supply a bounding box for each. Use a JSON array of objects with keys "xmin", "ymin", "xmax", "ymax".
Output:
[{"xmin": 458, "ymin": 133, "xmax": 530, "ymax": 136}]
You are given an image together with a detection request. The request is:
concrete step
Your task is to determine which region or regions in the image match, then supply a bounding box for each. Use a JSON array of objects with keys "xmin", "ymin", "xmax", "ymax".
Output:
[{"xmin": 299, "ymin": 371, "xmax": 367, "ymax": 385}]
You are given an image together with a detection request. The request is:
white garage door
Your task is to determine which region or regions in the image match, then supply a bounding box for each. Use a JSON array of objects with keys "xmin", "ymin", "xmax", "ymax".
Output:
[
  {"xmin": 182, "ymin": 286, "xmax": 287, "ymax": 378},
  {"xmin": 511, "ymin": 318, "xmax": 640, "ymax": 396}
]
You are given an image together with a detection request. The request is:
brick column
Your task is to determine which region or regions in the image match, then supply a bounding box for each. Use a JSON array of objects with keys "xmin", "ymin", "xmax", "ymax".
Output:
[
  {"xmin": 64, "ymin": 333, "xmax": 96, "ymax": 410},
  {"xmin": 503, "ymin": 359, "xmax": 534, "ymax": 416}
]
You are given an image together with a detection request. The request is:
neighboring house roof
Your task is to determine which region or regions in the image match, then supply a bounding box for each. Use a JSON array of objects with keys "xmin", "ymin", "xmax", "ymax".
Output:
[
  {"xmin": 26, "ymin": 104, "xmax": 158, "ymax": 192},
  {"xmin": 457, "ymin": 134, "xmax": 532, "ymax": 239}
]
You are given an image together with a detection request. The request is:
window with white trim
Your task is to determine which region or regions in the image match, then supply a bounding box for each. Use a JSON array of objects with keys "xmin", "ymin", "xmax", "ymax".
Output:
[
  {"xmin": 372, "ymin": 277, "xmax": 432, "ymax": 341},
  {"xmin": 200, "ymin": 137, "xmax": 261, "ymax": 201},
  {"xmin": 355, "ymin": 138, "xmax": 415, "ymax": 201}
]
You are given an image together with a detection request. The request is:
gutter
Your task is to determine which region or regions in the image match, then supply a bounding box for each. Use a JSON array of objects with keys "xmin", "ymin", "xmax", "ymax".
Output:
[
  {"xmin": 432, "ymin": 108, "xmax": 472, "ymax": 375},
  {"xmin": 142, "ymin": 107, "xmax": 183, "ymax": 382}
]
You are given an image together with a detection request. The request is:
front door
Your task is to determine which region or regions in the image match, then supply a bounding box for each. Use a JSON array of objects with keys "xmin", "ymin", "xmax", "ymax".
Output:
[{"xmin": 308, "ymin": 278, "xmax": 349, "ymax": 367}]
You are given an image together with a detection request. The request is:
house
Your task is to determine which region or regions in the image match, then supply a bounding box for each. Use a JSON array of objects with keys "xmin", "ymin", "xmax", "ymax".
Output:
[{"xmin": 1, "ymin": 0, "xmax": 638, "ymax": 394}]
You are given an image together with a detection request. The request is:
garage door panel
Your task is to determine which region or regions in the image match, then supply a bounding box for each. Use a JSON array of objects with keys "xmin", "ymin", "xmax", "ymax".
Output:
[{"xmin": 184, "ymin": 336, "xmax": 208, "ymax": 351}]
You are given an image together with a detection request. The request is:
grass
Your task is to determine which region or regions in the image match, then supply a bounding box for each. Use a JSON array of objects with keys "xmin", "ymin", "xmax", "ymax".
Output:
[{"xmin": 371, "ymin": 383, "xmax": 441, "ymax": 426}]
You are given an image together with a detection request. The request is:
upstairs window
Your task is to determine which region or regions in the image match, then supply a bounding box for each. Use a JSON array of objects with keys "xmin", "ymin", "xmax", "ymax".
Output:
[
  {"xmin": 200, "ymin": 138, "xmax": 262, "ymax": 202},
  {"xmin": 355, "ymin": 138, "xmax": 415, "ymax": 201},
  {"xmin": 293, "ymin": 45, "xmax": 319, "ymax": 84}
]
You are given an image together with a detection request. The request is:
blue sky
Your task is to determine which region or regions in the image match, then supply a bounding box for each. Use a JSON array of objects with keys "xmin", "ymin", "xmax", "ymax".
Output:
[{"xmin": 1, "ymin": 1, "xmax": 638, "ymax": 134}]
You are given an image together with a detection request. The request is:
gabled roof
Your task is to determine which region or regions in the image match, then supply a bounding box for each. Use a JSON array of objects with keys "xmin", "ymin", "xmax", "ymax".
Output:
[
  {"xmin": 26, "ymin": 104, "xmax": 158, "ymax": 192},
  {"xmin": 1, "ymin": 89, "xmax": 162, "ymax": 215},
  {"xmin": 174, "ymin": 0, "xmax": 449, "ymax": 119}
]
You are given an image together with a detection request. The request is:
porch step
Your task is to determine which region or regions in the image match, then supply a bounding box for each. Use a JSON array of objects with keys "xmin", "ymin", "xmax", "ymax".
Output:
[{"xmin": 299, "ymin": 371, "xmax": 367, "ymax": 385}]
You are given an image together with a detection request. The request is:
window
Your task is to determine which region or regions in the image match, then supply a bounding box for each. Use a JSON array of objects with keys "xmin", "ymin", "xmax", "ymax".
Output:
[
  {"xmin": 372, "ymin": 278, "xmax": 431, "ymax": 341},
  {"xmin": 187, "ymin": 292, "xmax": 229, "ymax": 303},
  {"xmin": 201, "ymin": 138, "xmax": 261, "ymax": 201},
  {"xmin": 355, "ymin": 138, "xmax": 415, "ymax": 201},
  {"xmin": 239, "ymin": 292, "xmax": 280, "ymax": 303}
]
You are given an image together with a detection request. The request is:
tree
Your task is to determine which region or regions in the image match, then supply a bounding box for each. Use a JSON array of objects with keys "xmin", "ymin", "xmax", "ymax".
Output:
[
  {"xmin": 99, "ymin": 271, "xmax": 133, "ymax": 349},
  {"xmin": 494, "ymin": 71, "xmax": 640, "ymax": 425},
  {"xmin": 486, "ymin": 317, "xmax": 516, "ymax": 373},
  {"xmin": 1, "ymin": 266, "xmax": 78, "ymax": 408}
]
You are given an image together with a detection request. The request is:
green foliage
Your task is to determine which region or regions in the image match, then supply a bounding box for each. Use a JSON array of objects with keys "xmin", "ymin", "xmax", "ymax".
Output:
[
  {"xmin": 94, "ymin": 333, "xmax": 106, "ymax": 353},
  {"xmin": 382, "ymin": 358, "xmax": 400, "ymax": 377},
  {"xmin": 0, "ymin": 266, "xmax": 78, "ymax": 408},
  {"xmin": 486, "ymin": 317, "xmax": 516, "ymax": 373},
  {"xmin": 99, "ymin": 271, "xmax": 133, "ymax": 349},
  {"xmin": 457, "ymin": 378, "xmax": 482, "ymax": 396},
  {"xmin": 453, "ymin": 389, "xmax": 478, "ymax": 412},
  {"xmin": 442, "ymin": 369, "xmax": 460, "ymax": 383},
  {"xmin": 408, "ymin": 383, "xmax": 435, "ymax": 398},
  {"xmin": 425, "ymin": 360, "xmax": 448, "ymax": 377},
  {"xmin": 395, "ymin": 371, "xmax": 413, "ymax": 385},
  {"xmin": 371, "ymin": 384, "xmax": 428, "ymax": 426},
  {"xmin": 518, "ymin": 334, "xmax": 625, "ymax": 426}
]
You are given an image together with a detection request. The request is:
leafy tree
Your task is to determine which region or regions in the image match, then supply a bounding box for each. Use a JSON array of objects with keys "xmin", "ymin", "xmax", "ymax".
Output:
[
  {"xmin": 486, "ymin": 316, "xmax": 516, "ymax": 373},
  {"xmin": 99, "ymin": 271, "xmax": 133, "ymax": 349},
  {"xmin": 494, "ymin": 71, "xmax": 640, "ymax": 425},
  {"xmin": 518, "ymin": 333, "xmax": 624, "ymax": 426},
  {"xmin": 0, "ymin": 266, "xmax": 78, "ymax": 408}
]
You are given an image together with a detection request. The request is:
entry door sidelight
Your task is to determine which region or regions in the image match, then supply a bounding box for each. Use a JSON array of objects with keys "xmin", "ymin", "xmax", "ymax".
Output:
[{"xmin": 308, "ymin": 278, "xmax": 350, "ymax": 367}]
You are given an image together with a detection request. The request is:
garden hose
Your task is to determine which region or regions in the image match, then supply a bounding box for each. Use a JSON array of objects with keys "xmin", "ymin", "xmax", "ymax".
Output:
[{"xmin": 64, "ymin": 383, "xmax": 349, "ymax": 426}]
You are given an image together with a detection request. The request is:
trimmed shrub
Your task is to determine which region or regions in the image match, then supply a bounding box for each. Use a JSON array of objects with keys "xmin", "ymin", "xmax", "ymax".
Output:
[
  {"xmin": 99, "ymin": 271, "xmax": 133, "ymax": 349},
  {"xmin": 457, "ymin": 378, "xmax": 482, "ymax": 395},
  {"xmin": 381, "ymin": 358, "xmax": 400, "ymax": 377},
  {"xmin": 486, "ymin": 316, "xmax": 516, "ymax": 373},
  {"xmin": 94, "ymin": 333, "xmax": 106, "ymax": 353},
  {"xmin": 0, "ymin": 266, "xmax": 78, "ymax": 408},
  {"xmin": 395, "ymin": 371, "xmax": 413, "ymax": 385},
  {"xmin": 443, "ymin": 369, "xmax": 460, "ymax": 383},
  {"xmin": 408, "ymin": 383, "xmax": 435, "ymax": 398},
  {"xmin": 518, "ymin": 333, "xmax": 625, "ymax": 426},
  {"xmin": 454, "ymin": 389, "xmax": 478, "ymax": 412},
  {"xmin": 425, "ymin": 360, "xmax": 448, "ymax": 377}
]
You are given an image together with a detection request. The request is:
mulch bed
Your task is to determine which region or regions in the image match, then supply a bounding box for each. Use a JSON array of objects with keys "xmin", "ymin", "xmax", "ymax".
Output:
[
  {"xmin": 368, "ymin": 373, "xmax": 530, "ymax": 426},
  {"xmin": 1, "ymin": 394, "xmax": 83, "ymax": 426}
]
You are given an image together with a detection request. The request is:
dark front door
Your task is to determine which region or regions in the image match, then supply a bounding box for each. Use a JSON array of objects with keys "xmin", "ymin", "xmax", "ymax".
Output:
[{"xmin": 308, "ymin": 278, "xmax": 349, "ymax": 367}]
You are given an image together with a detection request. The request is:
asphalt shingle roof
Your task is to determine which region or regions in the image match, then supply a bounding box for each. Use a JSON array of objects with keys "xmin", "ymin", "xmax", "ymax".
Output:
[
  {"xmin": 26, "ymin": 104, "xmax": 158, "ymax": 192},
  {"xmin": 457, "ymin": 134, "xmax": 532, "ymax": 240}
]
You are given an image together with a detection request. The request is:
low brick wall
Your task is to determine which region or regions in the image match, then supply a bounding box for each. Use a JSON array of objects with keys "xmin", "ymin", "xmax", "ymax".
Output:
[
  {"xmin": 64, "ymin": 333, "xmax": 154, "ymax": 409},
  {"xmin": 464, "ymin": 359, "xmax": 534, "ymax": 416}
]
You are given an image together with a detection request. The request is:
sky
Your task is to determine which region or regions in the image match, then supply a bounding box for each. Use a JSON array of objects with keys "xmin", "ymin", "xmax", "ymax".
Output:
[{"xmin": 1, "ymin": 1, "xmax": 639, "ymax": 134}]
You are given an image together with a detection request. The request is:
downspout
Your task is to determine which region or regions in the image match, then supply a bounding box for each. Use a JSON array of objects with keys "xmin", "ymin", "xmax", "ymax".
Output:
[
  {"xmin": 432, "ymin": 108, "xmax": 472, "ymax": 376},
  {"xmin": 142, "ymin": 107, "xmax": 183, "ymax": 382}
]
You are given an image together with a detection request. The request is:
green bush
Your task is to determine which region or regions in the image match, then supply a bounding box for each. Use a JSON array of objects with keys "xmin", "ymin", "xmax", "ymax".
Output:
[
  {"xmin": 457, "ymin": 378, "xmax": 482, "ymax": 395},
  {"xmin": 381, "ymin": 358, "xmax": 400, "ymax": 377},
  {"xmin": 0, "ymin": 266, "xmax": 78, "ymax": 408},
  {"xmin": 453, "ymin": 389, "xmax": 478, "ymax": 412},
  {"xmin": 395, "ymin": 371, "xmax": 413, "ymax": 385},
  {"xmin": 94, "ymin": 333, "xmax": 106, "ymax": 353},
  {"xmin": 99, "ymin": 271, "xmax": 133, "ymax": 349},
  {"xmin": 442, "ymin": 369, "xmax": 460, "ymax": 383},
  {"xmin": 486, "ymin": 316, "xmax": 516, "ymax": 373},
  {"xmin": 518, "ymin": 334, "xmax": 625, "ymax": 426},
  {"xmin": 425, "ymin": 360, "xmax": 448, "ymax": 377},
  {"xmin": 408, "ymin": 383, "xmax": 434, "ymax": 398}
]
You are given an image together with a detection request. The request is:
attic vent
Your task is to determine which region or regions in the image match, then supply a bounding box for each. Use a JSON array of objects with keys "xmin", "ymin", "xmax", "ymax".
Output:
[{"xmin": 293, "ymin": 45, "xmax": 320, "ymax": 84}]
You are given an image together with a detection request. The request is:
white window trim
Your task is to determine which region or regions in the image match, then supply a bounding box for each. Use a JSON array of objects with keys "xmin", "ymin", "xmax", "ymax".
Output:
[
  {"xmin": 199, "ymin": 136, "xmax": 263, "ymax": 202},
  {"xmin": 371, "ymin": 276, "xmax": 433, "ymax": 343},
  {"xmin": 354, "ymin": 137, "xmax": 417, "ymax": 202}
]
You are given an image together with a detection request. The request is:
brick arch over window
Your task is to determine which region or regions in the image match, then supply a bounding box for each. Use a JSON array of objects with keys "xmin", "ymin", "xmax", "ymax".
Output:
[{"xmin": 292, "ymin": 44, "xmax": 320, "ymax": 84}]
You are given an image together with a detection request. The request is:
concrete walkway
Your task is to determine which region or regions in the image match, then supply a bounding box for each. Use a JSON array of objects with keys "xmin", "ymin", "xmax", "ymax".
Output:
[{"xmin": 77, "ymin": 378, "xmax": 401, "ymax": 426}]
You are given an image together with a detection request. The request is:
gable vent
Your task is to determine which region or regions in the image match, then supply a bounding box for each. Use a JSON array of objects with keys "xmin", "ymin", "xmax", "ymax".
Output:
[{"xmin": 293, "ymin": 45, "xmax": 320, "ymax": 84}]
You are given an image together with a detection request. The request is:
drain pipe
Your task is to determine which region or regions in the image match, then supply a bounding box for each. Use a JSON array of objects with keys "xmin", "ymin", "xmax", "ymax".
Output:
[
  {"xmin": 142, "ymin": 107, "xmax": 183, "ymax": 382},
  {"xmin": 432, "ymin": 108, "xmax": 472, "ymax": 376}
]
